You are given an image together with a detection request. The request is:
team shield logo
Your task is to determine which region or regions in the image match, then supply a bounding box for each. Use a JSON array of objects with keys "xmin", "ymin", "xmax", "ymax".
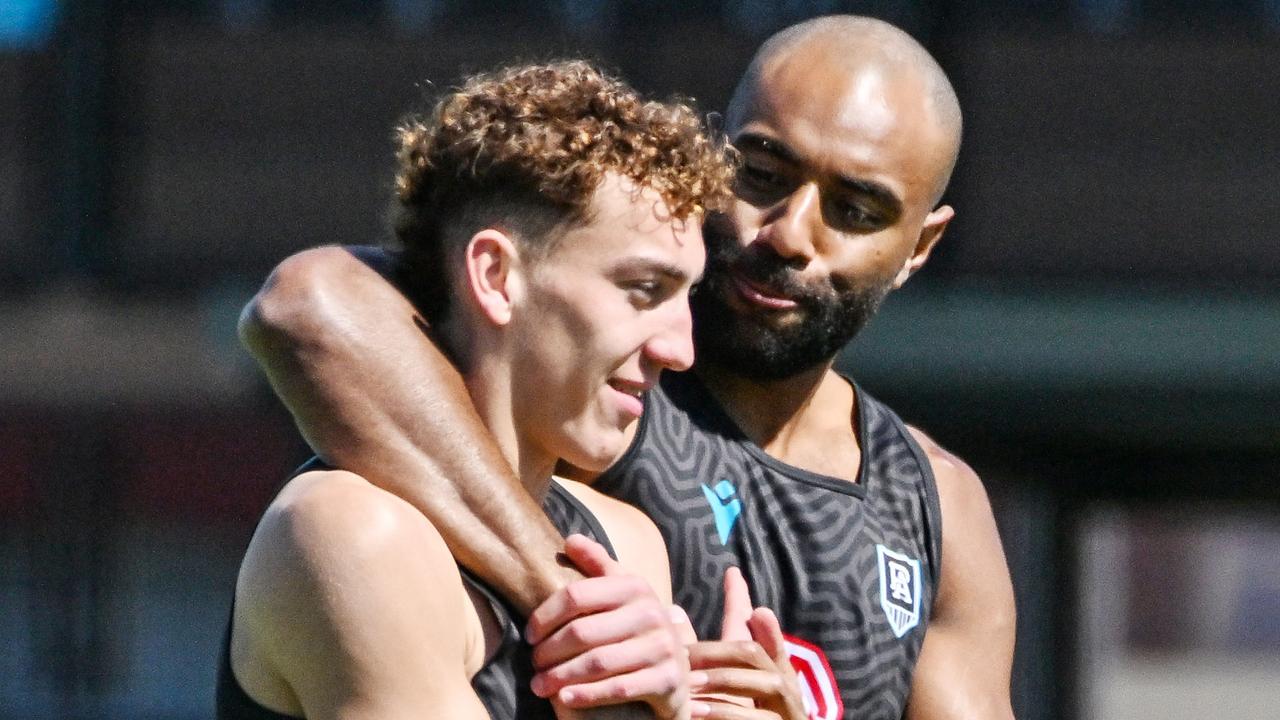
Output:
[
  {"xmin": 783, "ymin": 634, "xmax": 843, "ymax": 720},
  {"xmin": 876, "ymin": 544, "xmax": 922, "ymax": 638}
]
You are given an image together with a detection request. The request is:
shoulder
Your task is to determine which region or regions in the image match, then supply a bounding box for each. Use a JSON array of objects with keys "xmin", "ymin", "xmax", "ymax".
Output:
[
  {"xmin": 902, "ymin": 425, "xmax": 1014, "ymax": 626},
  {"xmin": 904, "ymin": 425, "xmax": 985, "ymax": 507},
  {"xmin": 553, "ymin": 479, "xmax": 673, "ymax": 604},
  {"xmin": 231, "ymin": 473, "xmax": 493, "ymax": 717},
  {"xmin": 259, "ymin": 468, "xmax": 456, "ymax": 572},
  {"xmin": 235, "ymin": 469, "xmax": 475, "ymax": 671}
]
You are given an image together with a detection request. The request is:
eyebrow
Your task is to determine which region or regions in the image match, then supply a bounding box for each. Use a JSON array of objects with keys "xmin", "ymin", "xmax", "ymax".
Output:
[
  {"xmin": 610, "ymin": 257, "xmax": 703, "ymax": 287},
  {"xmin": 735, "ymin": 131, "xmax": 905, "ymax": 217}
]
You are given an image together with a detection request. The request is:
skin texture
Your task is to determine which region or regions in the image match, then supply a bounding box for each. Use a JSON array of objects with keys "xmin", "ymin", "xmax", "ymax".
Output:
[{"xmin": 239, "ymin": 15, "xmax": 1015, "ymax": 719}]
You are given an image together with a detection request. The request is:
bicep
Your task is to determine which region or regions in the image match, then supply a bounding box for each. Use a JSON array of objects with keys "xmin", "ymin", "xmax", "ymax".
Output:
[{"xmin": 906, "ymin": 435, "xmax": 1016, "ymax": 720}]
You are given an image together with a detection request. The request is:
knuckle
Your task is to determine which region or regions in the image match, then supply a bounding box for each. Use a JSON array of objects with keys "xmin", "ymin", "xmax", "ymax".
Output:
[
  {"xmin": 654, "ymin": 631, "xmax": 678, "ymax": 657},
  {"xmin": 565, "ymin": 621, "xmax": 590, "ymax": 645},
  {"xmin": 606, "ymin": 680, "xmax": 632, "ymax": 701},
  {"xmin": 661, "ymin": 666, "xmax": 683, "ymax": 691},
  {"xmin": 563, "ymin": 584, "xmax": 586, "ymax": 610},
  {"xmin": 585, "ymin": 651, "xmax": 608, "ymax": 675},
  {"xmin": 640, "ymin": 603, "xmax": 667, "ymax": 628}
]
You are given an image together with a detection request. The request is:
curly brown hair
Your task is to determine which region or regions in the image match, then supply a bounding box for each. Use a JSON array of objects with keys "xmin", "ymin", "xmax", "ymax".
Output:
[{"xmin": 391, "ymin": 59, "xmax": 737, "ymax": 318}]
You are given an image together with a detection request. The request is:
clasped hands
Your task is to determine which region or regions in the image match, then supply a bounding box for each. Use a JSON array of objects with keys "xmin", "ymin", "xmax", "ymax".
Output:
[{"xmin": 526, "ymin": 535, "xmax": 808, "ymax": 720}]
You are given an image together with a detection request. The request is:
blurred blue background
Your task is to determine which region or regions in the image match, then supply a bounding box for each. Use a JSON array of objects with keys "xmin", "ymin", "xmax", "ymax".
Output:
[{"xmin": 1, "ymin": 1, "xmax": 1278, "ymax": 718}]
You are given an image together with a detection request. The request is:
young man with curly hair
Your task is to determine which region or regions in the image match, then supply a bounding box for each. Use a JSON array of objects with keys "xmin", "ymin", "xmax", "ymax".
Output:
[
  {"xmin": 237, "ymin": 16, "xmax": 1017, "ymax": 720},
  {"xmin": 217, "ymin": 61, "xmax": 804, "ymax": 720}
]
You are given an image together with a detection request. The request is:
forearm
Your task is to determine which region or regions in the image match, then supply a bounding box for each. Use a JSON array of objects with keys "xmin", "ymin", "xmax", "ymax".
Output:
[{"xmin": 241, "ymin": 246, "xmax": 580, "ymax": 613}]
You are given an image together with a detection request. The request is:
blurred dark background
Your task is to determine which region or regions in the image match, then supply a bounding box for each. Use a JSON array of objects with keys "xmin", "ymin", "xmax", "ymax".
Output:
[{"xmin": 2, "ymin": 1, "xmax": 1278, "ymax": 718}]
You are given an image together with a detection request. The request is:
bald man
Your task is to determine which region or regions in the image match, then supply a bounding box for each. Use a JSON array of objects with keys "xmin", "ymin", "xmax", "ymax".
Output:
[{"xmin": 240, "ymin": 16, "xmax": 1015, "ymax": 720}]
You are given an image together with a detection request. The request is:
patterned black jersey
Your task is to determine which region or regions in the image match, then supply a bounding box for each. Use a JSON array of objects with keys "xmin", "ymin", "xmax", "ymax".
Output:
[
  {"xmin": 217, "ymin": 470, "xmax": 616, "ymax": 720},
  {"xmin": 594, "ymin": 371, "xmax": 942, "ymax": 720}
]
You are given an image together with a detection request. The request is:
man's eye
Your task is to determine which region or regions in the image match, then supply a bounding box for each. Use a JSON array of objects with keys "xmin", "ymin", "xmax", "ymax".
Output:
[
  {"xmin": 829, "ymin": 199, "xmax": 882, "ymax": 231},
  {"xmin": 738, "ymin": 163, "xmax": 786, "ymax": 192}
]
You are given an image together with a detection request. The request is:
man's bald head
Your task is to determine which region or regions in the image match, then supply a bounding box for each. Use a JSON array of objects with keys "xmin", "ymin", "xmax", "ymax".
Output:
[{"xmin": 726, "ymin": 15, "xmax": 962, "ymax": 204}]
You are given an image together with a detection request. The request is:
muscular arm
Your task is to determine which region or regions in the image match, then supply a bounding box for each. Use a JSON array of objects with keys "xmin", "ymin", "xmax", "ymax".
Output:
[
  {"xmin": 239, "ymin": 245, "xmax": 579, "ymax": 614},
  {"xmin": 905, "ymin": 428, "xmax": 1017, "ymax": 720}
]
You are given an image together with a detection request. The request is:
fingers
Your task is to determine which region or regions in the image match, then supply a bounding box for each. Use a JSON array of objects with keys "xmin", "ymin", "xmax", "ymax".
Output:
[
  {"xmin": 564, "ymin": 533, "xmax": 619, "ymax": 578},
  {"xmin": 689, "ymin": 667, "xmax": 789, "ymax": 701},
  {"xmin": 688, "ymin": 637, "xmax": 808, "ymax": 720},
  {"xmin": 532, "ymin": 628, "xmax": 683, "ymax": 698},
  {"xmin": 550, "ymin": 662, "xmax": 689, "ymax": 715},
  {"xmin": 527, "ymin": 572, "xmax": 654, "ymax": 645},
  {"xmin": 688, "ymin": 639, "xmax": 774, "ymax": 672},
  {"xmin": 690, "ymin": 699, "xmax": 785, "ymax": 720},
  {"xmin": 745, "ymin": 608, "xmax": 787, "ymax": 662},
  {"xmin": 719, "ymin": 567, "xmax": 753, "ymax": 642},
  {"xmin": 532, "ymin": 583, "xmax": 675, "ymax": 668},
  {"xmin": 672, "ymin": 603, "xmax": 699, "ymax": 645}
]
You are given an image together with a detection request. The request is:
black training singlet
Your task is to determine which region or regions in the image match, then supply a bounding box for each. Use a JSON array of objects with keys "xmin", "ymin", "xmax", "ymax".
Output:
[
  {"xmin": 216, "ymin": 471, "xmax": 616, "ymax": 720},
  {"xmin": 593, "ymin": 371, "xmax": 942, "ymax": 720}
]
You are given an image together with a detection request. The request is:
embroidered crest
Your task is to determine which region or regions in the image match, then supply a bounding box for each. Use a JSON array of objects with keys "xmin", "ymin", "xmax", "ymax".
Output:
[{"xmin": 876, "ymin": 544, "xmax": 922, "ymax": 638}]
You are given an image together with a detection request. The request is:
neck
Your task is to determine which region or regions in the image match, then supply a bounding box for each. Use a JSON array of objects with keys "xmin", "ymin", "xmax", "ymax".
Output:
[
  {"xmin": 698, "ymin": 360, "xmax": 830, "ymax": 437},
  {"xmin": 446, "ymin": 326, "xmax": 559, "ymax": 502},
  {"xmin": 696, "ymin": 358, "xmax": 863, "ymax": 482}
]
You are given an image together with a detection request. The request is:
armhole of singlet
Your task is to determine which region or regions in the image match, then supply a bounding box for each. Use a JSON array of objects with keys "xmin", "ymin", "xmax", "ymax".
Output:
[
  {"xmin": 894, "ymin": 417, "xmax": 944, "ymax": 588},
  {"xmin": 547, "ymin": 482, "xmax": 619, "ymax": 561},
  {"xmin": 458, "ymin": 568, "xmax": 524, "ymax": 653}
]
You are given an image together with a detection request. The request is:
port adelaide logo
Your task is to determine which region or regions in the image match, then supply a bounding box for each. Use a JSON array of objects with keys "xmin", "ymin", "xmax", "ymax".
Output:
[{"xmin": 876, "ymin": 544, "xmax": 922, "ymax": 637}]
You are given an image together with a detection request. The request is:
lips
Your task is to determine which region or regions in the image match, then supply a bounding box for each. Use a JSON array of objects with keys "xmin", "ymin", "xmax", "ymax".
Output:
[
  {"xmin": 607, "ymin": 379, "xmax": 648, "ymax": 419},
  {"xmin": 729, "ymin": 272, "xmax": 799, "ymax": 310}
]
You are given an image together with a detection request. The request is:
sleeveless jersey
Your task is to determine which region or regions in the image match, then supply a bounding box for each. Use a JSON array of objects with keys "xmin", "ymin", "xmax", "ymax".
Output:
[
  {"xmin": 216, "ymin": 470, "xmax": 616, "ymax": 720},
  {"xmin": 593, "ymin": 371, "xmax": 942, "ymax": 720}
]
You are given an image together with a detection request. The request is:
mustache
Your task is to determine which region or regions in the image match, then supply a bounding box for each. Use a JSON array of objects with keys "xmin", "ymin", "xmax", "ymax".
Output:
[{"xmin": 706, "ymin": 239, "xmax": 834, "ymax": 308}]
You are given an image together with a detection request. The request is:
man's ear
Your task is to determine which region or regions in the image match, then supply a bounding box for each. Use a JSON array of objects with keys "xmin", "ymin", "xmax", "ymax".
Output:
[
  {"xmin": 463, "ymin": 229, "xmax": 523, "ymax": 326},
  {"xmin": 893, "ymin": 204, "xmax": 954, "ymax": 288}
]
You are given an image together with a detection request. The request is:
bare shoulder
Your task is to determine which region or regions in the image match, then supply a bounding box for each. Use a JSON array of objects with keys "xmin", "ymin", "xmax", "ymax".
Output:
[
  {"xmin": 906, "ymin": 425, "xmax": 978, "ymax": 489},
  {"xmin": 261, "ymin": 468, "xmax": 457, "ymax": 571},
  {"xmin": 905, "ymin": 424, "xmax": 996, "ymax": 524},
  {"xmin": 902, "ymin": 426, "xmax": 1017, "ymax": 719},
  {"xmin": 552, "ymin": 478, "xmax": 672, "ymax": 603},
  {"xmin": 903, "ymin": 423, "xmax": 1012, "ymax": 617},
  {"xmin": 232, "ymin": 472, "xmax": 491, "ymax": 717},
  {"xmin": 235, "ymin": 468, "xmax": 473, "ymax": 667}
]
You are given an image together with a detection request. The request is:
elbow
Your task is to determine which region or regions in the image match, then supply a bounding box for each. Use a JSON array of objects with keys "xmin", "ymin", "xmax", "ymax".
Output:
[{"xmin": 238, "ymin": 246, "xmax": 351, "ymax": 360}]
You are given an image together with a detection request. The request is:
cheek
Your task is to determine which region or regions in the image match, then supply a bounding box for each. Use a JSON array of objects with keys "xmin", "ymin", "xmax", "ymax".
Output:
[{"xmin": 827, "ymin": 230, "xmax": 913, "ymax": 274}]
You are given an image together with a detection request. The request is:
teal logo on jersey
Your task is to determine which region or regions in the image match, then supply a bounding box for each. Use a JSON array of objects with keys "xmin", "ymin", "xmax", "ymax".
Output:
[
  {"xmin": 876, "ymin": 544, "xmax": 922, "ymax": 638},
  {"xmin": 702, "ymin": 479, "xmax": 742, "ymax": 544}
]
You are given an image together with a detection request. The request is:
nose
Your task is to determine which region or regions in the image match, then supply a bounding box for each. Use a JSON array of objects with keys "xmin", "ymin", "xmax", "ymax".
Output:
[
  {"xmin": 644, "ymin": 296, "xmax": 696, "ymax": 373},
  {"xmin": 755, "ymin": 183, "xmax": 821, "ymax": 263}
]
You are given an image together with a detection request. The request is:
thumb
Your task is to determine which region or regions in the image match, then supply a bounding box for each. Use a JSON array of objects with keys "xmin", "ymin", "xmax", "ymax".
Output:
[
  {"xmin": 719, "ymin": 566, "xmax": 753, "ymax": 642},
  {"xmin": 562, "ymin": 533, "xmax": 620, "ymax": 578},
  {"xmin": 746, "ymin": 607, "xmax": 788, "ymax": 662}
]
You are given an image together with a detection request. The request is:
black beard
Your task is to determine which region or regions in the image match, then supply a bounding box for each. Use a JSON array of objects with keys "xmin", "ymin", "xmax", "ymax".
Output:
[{"xmin": 691, "ymin": 222, "xmax": 893, "ymax": 381}]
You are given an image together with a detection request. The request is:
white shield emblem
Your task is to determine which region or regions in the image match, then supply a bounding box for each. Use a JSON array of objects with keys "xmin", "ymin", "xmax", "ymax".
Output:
[{"xmin": 876, "ymin": 544, "xmax": 922, "ymax": 638}]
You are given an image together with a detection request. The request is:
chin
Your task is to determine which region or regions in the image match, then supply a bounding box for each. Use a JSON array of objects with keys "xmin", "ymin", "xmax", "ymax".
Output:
[{"xmin": 562, "ymin": 431, "xmax": 626, "ymax": 474}]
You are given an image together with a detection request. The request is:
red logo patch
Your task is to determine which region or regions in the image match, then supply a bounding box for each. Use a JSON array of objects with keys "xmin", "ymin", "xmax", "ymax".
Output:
[{"xmin": 783, "ymin": 634, "xmax": 843, "ymax": 720}]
